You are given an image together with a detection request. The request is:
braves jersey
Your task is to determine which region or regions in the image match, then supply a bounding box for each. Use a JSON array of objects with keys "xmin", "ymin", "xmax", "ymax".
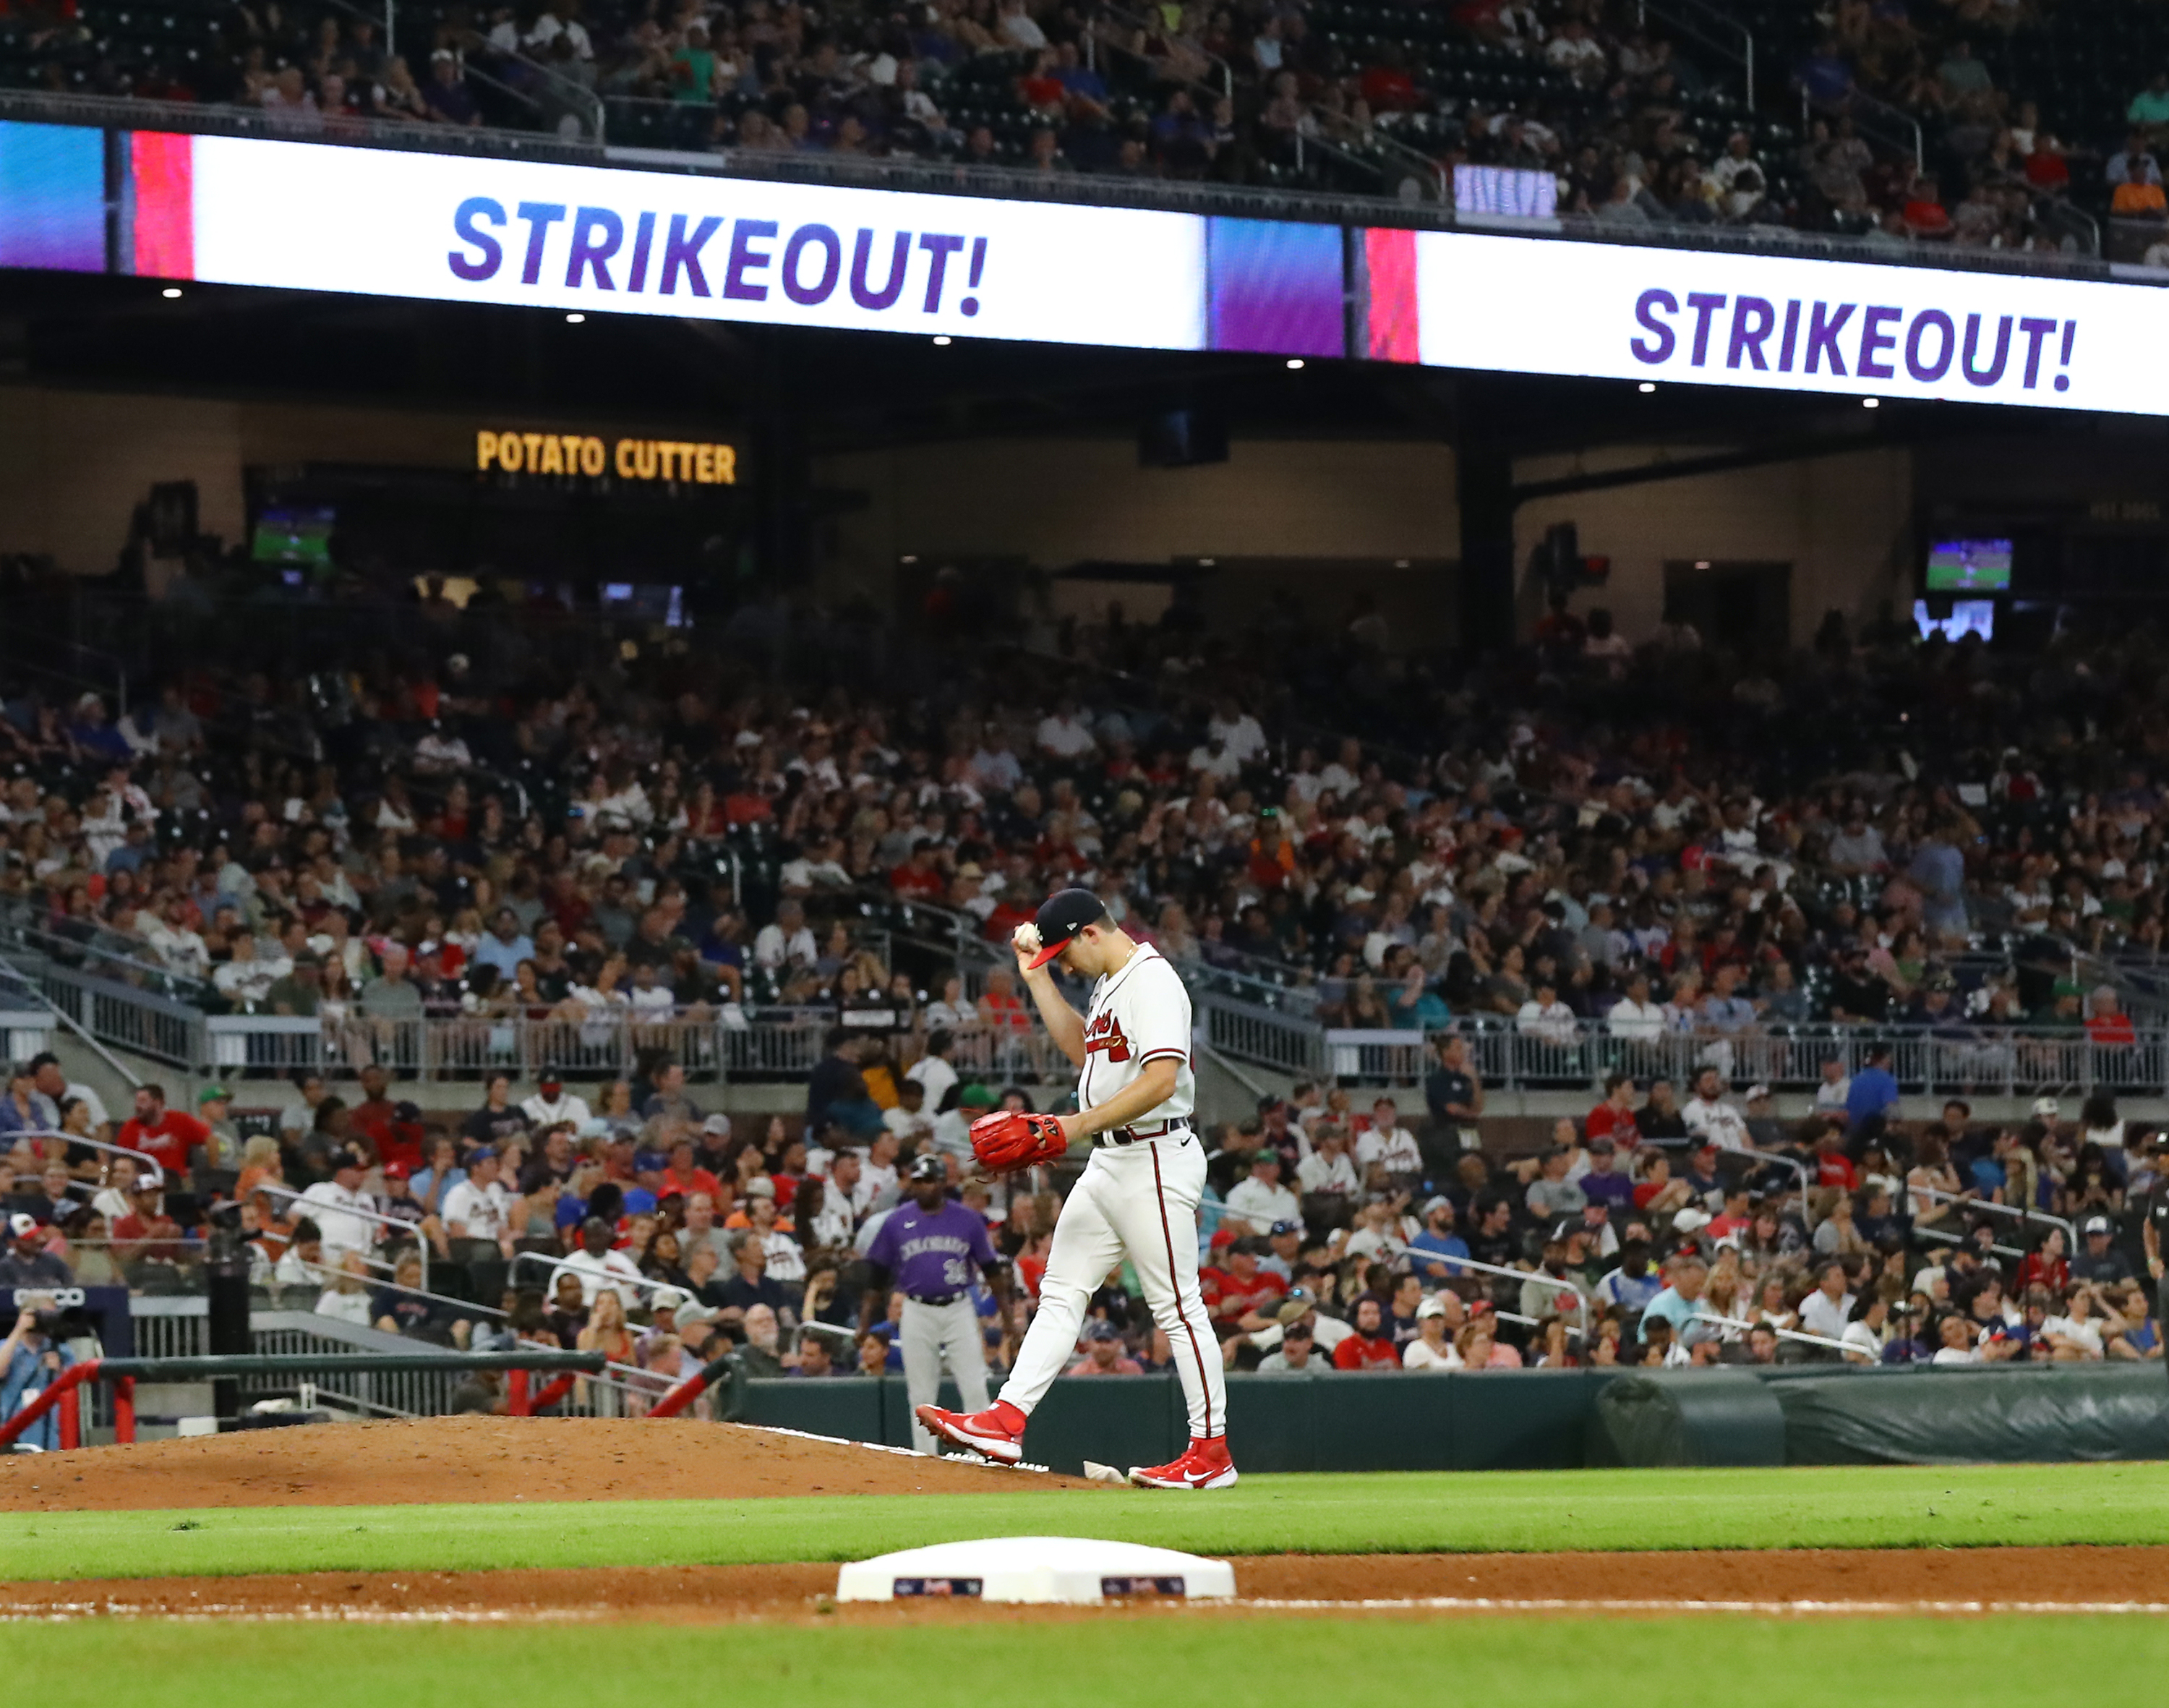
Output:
[
  {"xmin": 865, "ymin": 1199, "xmax": 1000, "ymax": 1299},
  {"xmin": 1079, "ymin": 943, "xmax": 1194, "ymax": 1125}
]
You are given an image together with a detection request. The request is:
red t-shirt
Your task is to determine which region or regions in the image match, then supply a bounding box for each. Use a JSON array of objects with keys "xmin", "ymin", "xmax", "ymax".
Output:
[
  {"xmin": 1816, "ymin": 1153, "xmax": 1859, "ymax": 1191},
  {"xmin": 889, "ymin": 863, "xmax": 946, "ymax": 900},
  {"xmin": 1332, "ymin": 1333, "xmax": 1400, "ymax": 1370},
  {"xmin": 1584, "ymin": 1103, "xmax": 1640, "ymax": 1148},
  {"xmin": 1200, "ymin": 1265, "xmax": 1288, "ymax": 1324},
  {"xmin": 659, "ymin": 1166, "xmax": 724, "ymax": 1203},
  {"xmin": 377, "ymin": 1118, "xmax": 427, "ymax": 1174},
  {"xmin": 349, "ymin": 1096, "xmax": 400, "ymax": 1157},
  {"xmin": 117, "ymin": 1109, "xmax": 210, "ymax": 1177}
]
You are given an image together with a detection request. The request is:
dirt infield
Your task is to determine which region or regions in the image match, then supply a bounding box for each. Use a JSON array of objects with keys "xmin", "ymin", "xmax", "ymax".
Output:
[
  {"xmin": 0, "ymin": 1417, "xmax": 1089, "ymax": 1512},
  {"xmin": 6, "ymin": 1549, "xmax": 2167, "ymax": 1621}
]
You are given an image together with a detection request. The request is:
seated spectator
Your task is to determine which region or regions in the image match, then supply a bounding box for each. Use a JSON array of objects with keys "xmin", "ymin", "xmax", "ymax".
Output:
[
  {"xmin": 1331, "ymin": 1295, "xmax": 1401, "ymax": 1370},
  {"xmin": 1401, "ymin": 1294, "xmax": 1463, "ymax": 1369},
  {"xmin": 1065, "ymin": 1320, "xmax": 1145, "ymax": 1375},
  {"xmin": 315, "ymin": 1252, "xmax": 375, "ymax": 1325}
]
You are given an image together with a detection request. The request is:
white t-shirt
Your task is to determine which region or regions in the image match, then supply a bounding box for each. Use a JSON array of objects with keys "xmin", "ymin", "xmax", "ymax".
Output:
[
  {"xmin": 1296, "ymin": 1151, "xmax": 1359, "ymax": 1195},
  {"xmin": 1356, "ymin": 1124, "xmax": 1421, "ymax": 1173},
  {"xmin": 1078, "ymin": 944, "xmax": 1192, "ymax": 1125},
  {"xmin": 2043, "ymin": 1314, "xmax": 2105, "ymax": 1357},
  {"xmin": 1607, "ymin": 997, "xmax": 1666, "ymax": 1040},
  {"xmin": 1035, "ymin": 714, "xmax": 1096, "ymax": 758},
  {"xmin": 1797, "ymin": 1289, "xmax": 1854, "ymax": 1342},
  {"xmin": 1684, "ymin": 1096, "xmax": 1749, "ymax": 1150},
  {"xmin": 753, "ymin": 923, "xmax": 817, "ymax": 970},
  {"xmin": 1403, "ymin": 1336, "xmax": 1463, "ymax": 1370},
  {"xmin": 297, "ymin": 1179, "xmax": 377, "ymax": 1258},
  {"xmin": 905, "ymin": 1054, "xmax": 959, "ymax": 1113},
  {"xmin": 523, "ymin": 1091, "xmax": 593, "ymax": 1129},
  {"xmin": 1516, "ymin": 999, "xmax": 1577, "ymax": 1043},
  {"xmin": 441, "ymin": 1178, "xmax": 512, "ymax": 1242},
  {"xmin": 562, "ymin": 1247, "xmax": 645, "ymax": 1310},
  {"xmin": 314, "ymin": 1288, "xmax": 374, "ymax": 1326},
  {"xmin": 1224, "ymin": 1177, "xmax": 1301, "ymax": 1231}
]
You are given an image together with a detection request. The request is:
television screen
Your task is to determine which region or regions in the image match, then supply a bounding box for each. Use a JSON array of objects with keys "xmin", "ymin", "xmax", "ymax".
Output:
[
  {"xmin": 1913, "ymin": 599, "xmax": 1996, "ymax": 643},
  {"xmin": 1924, "ymin": 537, "xmax": 2012, "ymax": 592},
  {"xmin": 252, "ymin": 505, "xmax": 336, "ymax": 566},
  {"xmin": 600, "ymin": 583, "xmax": 685, "ymax": 627}
]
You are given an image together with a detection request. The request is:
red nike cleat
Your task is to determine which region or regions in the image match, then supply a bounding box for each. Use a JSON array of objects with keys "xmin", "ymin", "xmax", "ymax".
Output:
[
  {"xmin": 916, "ymin": 1399, "xmax": 1028, "ymax": 1464},
  {"xmin": 1126, "ymin": 1435, "xmax": 1238, "ymax": 1490}
]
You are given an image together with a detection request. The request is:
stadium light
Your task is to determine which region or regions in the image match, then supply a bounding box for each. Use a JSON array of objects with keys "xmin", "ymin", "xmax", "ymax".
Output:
[
  {"xmin": 1862, "ymin": 396, "xmax": 1881, "ymax": 409},
  {"xmin": 1637, "ymin": 381, "xmax": 1656, "ymax": 393},
  {"xmin": 1285, "ymin": 358, "xmax": 1305, "ymax": 370},
  {"xmin": 565, "ymin": 312, "xmax": 586, "ymax": 324},
  {"xmin": 161, "ymin": 287, "xmax": 182, "ymax": 299},
  {"xmin": 933, "ymin": 335, "xmax": 953, "ymax": 346}
]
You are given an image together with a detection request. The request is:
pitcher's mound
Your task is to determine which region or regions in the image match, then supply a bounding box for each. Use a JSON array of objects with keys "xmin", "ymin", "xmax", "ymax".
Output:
[{"xmin": 0, "ymin": 1416, "xmax": 1088, "ymax": 1512}]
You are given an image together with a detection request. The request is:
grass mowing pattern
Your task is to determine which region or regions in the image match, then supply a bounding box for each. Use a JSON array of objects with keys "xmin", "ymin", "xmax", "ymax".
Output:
[
  {"xmin": 5, "ymin": 1463, "xmax": 2167, "ymax": 1581},
  {"xmin": 12, "ymin": 1618, "xmax": 2169, "ymax": 1707}
]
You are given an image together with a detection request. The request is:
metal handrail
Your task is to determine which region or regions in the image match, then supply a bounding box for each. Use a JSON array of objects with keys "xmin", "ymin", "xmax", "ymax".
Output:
[
  {"xmin": 510, "ymin": 1248, "xmax": 683, "ymax": 1301},
  {"xmin": 1400, "ymin": 1250, "xmax": 1591, "ymax": 1345},
  {"xmin": 1906, "ymin": 1184, "xmax": 2074, "ymax": 1247},
  {"xmin": 0, "ymin": 947, "xmax": 149, "ymax": 1093},
  {"xmin": 1636, "ymin": 0, "xmax": 1755, "ymax": 111},
  {"xmin": 1693, "ymin": 1308, "xmax": 1852, "ymax": 1354},
  {"xmin": 1711, "ymin": 1141, "xmax": 1813, "ymax": 1208},
  {"xmin": 1798, "ymin": 81, "xmax": 1923, "ymax": 171},
  {"xmin": 1915, "ymin": 1224, "xmax": 2026, "ymax": 1262},
  {"xmin": 12, "ymin": 1128, "xmax": 163, "ymax": 1182},
  {"xmin": 254, "ymin": 1181, "xmax": 430, "ymax": 1291}
]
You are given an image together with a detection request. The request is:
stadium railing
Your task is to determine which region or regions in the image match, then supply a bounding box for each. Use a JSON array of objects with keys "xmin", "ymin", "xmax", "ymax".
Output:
[
  {"xmin": 1223, "ymin": 1015, "xmax": 2168, "ymax": 1099},
  {"xmin": 0, "ymin": 1348, "xmax": 605, "ymax": 1448}
]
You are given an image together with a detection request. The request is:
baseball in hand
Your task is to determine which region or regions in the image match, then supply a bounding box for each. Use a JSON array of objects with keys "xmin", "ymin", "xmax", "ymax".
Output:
[{"xmin": 1012, "ymin": 922, "xmax": 1042, "ymax": 959}]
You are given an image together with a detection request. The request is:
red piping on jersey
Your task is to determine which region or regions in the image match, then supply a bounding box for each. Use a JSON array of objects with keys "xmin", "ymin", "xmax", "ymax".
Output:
[{"xmin": 1150, "ymin": 1142, "xmax": 1217, "ymax": 1441}]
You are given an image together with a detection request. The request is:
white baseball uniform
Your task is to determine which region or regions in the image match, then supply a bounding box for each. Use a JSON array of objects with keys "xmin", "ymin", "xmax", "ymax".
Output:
[{"xmin": 998, "ymin": 943, "xmax": 1227, "ymax": 1440}]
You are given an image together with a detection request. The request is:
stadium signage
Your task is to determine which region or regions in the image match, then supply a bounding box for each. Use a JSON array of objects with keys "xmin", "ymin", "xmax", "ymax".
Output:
[
  {"xmin": 1362, "ymin": 229, "xmax": 2168, "ymax": 414},
  {"xmin": 163, "ymin": 134, "xmax": 1209, "ymax": 351},
  {"xmin": 474, "ymin": 430, "xmax": 737, "ymax": 483}
]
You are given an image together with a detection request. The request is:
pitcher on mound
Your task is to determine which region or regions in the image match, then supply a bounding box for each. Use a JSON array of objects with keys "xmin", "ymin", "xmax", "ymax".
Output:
[{"xmin": 916, "ymin": 887, "xmax": 1236, "ymax": 1490}]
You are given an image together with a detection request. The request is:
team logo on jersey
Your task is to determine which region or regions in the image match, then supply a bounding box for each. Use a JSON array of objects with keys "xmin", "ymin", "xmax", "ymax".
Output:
[{"xmin": 1084, "ymin": 1012, "xmax": 1133, "ymax": 1062}]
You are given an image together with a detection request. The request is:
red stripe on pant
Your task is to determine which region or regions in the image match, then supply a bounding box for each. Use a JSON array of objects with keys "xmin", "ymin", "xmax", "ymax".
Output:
[{"xmin": 1150, "ymin": 1143, "xmax": 1215, "ymax": 1440}]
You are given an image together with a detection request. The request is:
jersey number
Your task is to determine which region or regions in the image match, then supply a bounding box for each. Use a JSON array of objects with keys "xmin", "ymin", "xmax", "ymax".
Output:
[{"xmin": 1084, "ymin": 1014, "xmax": 1132, "ymax": 1062}]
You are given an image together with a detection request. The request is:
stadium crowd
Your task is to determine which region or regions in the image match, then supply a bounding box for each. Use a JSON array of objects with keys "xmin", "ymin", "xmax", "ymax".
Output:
[
  {"xmin": 5, "ymin": 578, "xmax": 2169, "ymax": 1421},
  {"xmin": 5, "ymin": 1039, "xmax": 2164, "ymax": 1419},
  {"xmin": 18, "ymin": 0, "xmax": 2157, "ymax": 245}
]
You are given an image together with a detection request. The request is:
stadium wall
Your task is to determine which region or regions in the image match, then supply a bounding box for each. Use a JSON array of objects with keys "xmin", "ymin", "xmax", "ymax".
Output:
[
  {"xmin": 1513, "ymin": 443, "xmax": 1915, "ymax": 645},
  {"xmin": 816, "ymin": 437, "xmax": 1460, "ymax": 636},
  {"xmin": 734, "ymin": 1363, "xmax": 2169, "ymax": 1473}
]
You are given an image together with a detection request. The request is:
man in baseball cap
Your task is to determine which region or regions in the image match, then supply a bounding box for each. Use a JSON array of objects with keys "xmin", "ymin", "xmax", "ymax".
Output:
[
  {"xmin": 2073, "ymin": 1212, "xmax": 2135, "ymax": 1285},
  {"xmin": 1023, "ymin": 887, "xmax": 1115, "ymax": 970},
  {"xmin": 0, "ymin": 1211, "xmax": 72, "ymax": 1286}
]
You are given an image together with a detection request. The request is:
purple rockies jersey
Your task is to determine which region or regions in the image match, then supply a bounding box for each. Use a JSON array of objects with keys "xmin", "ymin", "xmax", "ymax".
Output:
[{"xmin": 865, "ymin": 1198, "xmax": 999, "ymax": 1298}]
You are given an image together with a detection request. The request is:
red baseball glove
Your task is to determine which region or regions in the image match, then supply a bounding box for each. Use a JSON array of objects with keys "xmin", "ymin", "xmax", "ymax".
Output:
[{"xmin": 969, "ymin": 1109, "xmax": 1069, "ymax": 1174}]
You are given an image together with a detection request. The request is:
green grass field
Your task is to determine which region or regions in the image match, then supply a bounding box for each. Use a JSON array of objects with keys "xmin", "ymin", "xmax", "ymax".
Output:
[
  {"xmin": 6, "ymin": 1462, "xmax": 2167, "ymax": 1581},
  {"xmin": 12, "ymin": 1616, "xmax": 2169, "ymax": 1708}
]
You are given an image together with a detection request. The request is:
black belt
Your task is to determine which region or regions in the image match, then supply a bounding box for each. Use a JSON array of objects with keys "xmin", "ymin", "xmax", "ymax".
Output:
[
  {"xmin": 1098, "ymin": 1121, "xmax": 1192, "ymax": 1149},
  {"xmin": 906, "ymin": 1293, "xmax": 963, "ymax": 1307}
]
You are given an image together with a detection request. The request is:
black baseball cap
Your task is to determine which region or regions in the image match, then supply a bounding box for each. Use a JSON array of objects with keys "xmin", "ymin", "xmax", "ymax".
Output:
[
  {"xmin": 907, "ymin": 1153, "xmax": 947, "ymax": 1183},
  {"xmin": 1028, "ymin": 887, "xmax": 1107, "ymax": 969}
]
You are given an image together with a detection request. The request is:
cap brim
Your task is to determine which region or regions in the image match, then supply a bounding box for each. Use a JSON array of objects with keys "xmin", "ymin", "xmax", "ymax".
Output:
[{"xmin": 1027, "ymin": 936, "xmax": 1072, "ymax": 970}]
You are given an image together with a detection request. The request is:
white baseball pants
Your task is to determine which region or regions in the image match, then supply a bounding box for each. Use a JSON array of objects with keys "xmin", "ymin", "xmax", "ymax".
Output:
[
  {"xmin": 998, "ymin": 1134, "xmax": 1227, "ymax": 1440},
  {"xmin": 901, "ymin": 1296, "xmax": 991, "ymax": 1455}
]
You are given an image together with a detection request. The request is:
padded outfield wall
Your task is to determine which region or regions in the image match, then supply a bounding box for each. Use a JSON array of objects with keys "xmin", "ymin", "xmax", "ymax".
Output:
[{"xmin": 724, "ymin": 1364, "xmax": 2169, "ymax": 1472}]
